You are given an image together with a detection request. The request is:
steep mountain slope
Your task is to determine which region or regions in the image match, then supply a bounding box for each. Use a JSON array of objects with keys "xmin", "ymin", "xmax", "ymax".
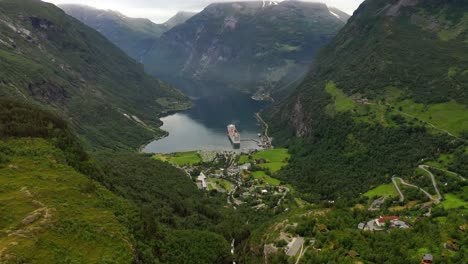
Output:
[
  {"xmin": 143, "ymin": 1, "xmax": 349, "ymax": 98},
  {"xmin": 164, "ymin": 11, "xmax": 197, "ymax": 29},
  {"xmin": 265, "ymin": 0, "xmax": 468, "ymax": 201},
  {"xmin": 60, "ymin": 4, "xmax": 168, "ymax": 61},
  {"xmin": 0, "ymin": 0, "xmax": 190, "ymax": 150},
  {"xmin": 0, "ymin": 100, "xmax": 136, "ymax": 263},
  {"xmin": 0, "ymin": 99, "xmax": 235, "ymax": 263}
]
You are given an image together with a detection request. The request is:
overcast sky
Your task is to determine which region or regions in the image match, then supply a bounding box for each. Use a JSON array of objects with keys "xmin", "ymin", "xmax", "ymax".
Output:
[{"xmin": 43, "ymin": 0, "xmax": 365, "ymax": 23}]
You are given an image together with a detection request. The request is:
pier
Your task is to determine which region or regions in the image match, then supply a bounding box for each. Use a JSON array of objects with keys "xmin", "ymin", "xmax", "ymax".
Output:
[{"xmin": 254, "ymin": 112, "xmax": 272, "ymax": 149}]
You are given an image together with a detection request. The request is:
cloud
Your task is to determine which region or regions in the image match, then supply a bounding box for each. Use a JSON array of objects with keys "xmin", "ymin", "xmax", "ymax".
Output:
[{"xmin": 43, "ymin": 0, "xmax": 365, "ymax": 23}]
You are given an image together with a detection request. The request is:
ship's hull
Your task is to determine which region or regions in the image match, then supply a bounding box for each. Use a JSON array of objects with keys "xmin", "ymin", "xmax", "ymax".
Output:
[
  {"xmin": 228, "ymin": 135, "xmax": 241, "ymax": 148},
  {"xmin": 227, "ymin": 124, "xmax": 241, "ymax": 148}
]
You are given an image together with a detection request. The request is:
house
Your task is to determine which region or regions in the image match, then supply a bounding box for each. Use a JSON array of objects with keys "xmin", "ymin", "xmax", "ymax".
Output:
[
  {"xmin": 196, "ymin": 173, "xmax": 207, "ymax": 190},
  {"xmin": 421, "ymin": 253, "xmax": 433, "ymax": 264},
  {"xmin": 375, "ymin": 216, "xmax": 398, "ymax": 227},
  {"xmin": 357, "ymin": 222, "xmax": 366, "ymax": 230},
  {"xmin": 239, "ymin": 163, "xmax": 252, "ymax": 171},
  {"xmin": 261, "ymin": 189, "xmax": 268, "ymax": 194}
]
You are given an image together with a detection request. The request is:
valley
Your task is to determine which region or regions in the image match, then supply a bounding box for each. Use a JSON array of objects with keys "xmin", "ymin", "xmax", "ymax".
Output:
[{"xmin": 1, "ymin": 0, "xmax": 467, "ymax": 263}]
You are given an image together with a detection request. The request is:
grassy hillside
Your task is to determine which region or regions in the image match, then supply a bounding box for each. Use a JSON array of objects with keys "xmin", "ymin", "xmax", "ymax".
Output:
[
  {"xmin": 0, "ymin": 100, "xmax": 138, "ymax": 263},
  {"xmin": 0, "ymin": 138, "xmax": 135, "ymax": 263},
  {"xmin": 0, "ymin": 0, "xmax": 190, "ymax": 150}
]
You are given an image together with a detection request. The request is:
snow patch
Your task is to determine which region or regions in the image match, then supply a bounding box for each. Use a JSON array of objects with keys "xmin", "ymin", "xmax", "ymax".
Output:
[
  {"xmin": 329, "ymin": 10, "xmax": 340, "ymax": 19},
  {"xmin": 122, "ymin": 113, "xmax": 132, "ymax": 120}
]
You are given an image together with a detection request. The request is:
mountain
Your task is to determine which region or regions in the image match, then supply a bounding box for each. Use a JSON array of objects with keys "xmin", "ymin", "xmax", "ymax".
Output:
[
  {"xmin": 265, "ymin": 0, "xmax": 468, "ymax": 200},
  {"xmin": 164, "ymin": 11, "xmax": 197, "ymax": 29},
  {"xmin": 143, "ymin": 1, "xmax": 349, "ymax": 98},
  {"xmin": 0, "ymin": 0, "xmax": 190, "ymax": 150},
  {"xmin": 59, "ymin": 4, "xmax": 168, "ymax": 61}
]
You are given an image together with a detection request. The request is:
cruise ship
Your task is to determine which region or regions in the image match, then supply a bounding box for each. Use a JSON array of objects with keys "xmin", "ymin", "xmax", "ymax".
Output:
[{"xmin": 227, "ymin": 124, "xmax": 241, "ymax": 147}]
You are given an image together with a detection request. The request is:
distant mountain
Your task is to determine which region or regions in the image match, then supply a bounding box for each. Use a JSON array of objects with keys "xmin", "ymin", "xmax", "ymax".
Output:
[
  {"xmin": 143, "ymin": 1, "xmax": 349, "ymax": 98},
  {"xmin": 60, "ymin": 4, "xmax": 168, "ymax": 61},
  {"xmin": 0, "ymin": 0, "xmax": 190, "ymax": 149},
  {"xmin": 265, "ymin": 0, "xmax": 468, "ymax": 200},
  {"xmin": 164, "ymin": 11, "xmax": 197, "ymax": 29}
]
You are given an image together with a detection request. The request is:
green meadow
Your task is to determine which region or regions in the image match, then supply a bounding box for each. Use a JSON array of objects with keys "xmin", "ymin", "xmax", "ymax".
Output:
[
  {"xmin": 153, "ymin": 151, "xmax": 202, "ymax": 166},
  {"xmin": 251, "ymin": 171, "xmax": 281, "ymax": 186},
  {"xmin": 363, "ymin": 183, "xmax": 399, "ymax": 198}
]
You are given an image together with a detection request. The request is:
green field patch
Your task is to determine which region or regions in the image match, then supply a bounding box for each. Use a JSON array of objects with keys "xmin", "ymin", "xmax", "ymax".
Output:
[
  {"xmin": 251, "ymin": 171, "xmax": 281, "ymax": 186},
  {"xmin": 211, "ymin": 178, "xmax": 233, "ymax": 191},
  {"xmin": 363, "ymin": 183, "xmax": 399, "ymax": 198},
  {"xmin": 325, "ymin": 81, "xmax": 355, "ymax": 112},
  {"xmin": 253, "ymin": 148, "xmax": 290, "ymax": 163},
  {"xmin": 394, "ymin": 100, "xmax": 468, "ymax": 136},
  {"xmin": 153, "ymin": 151, "xmax": 201, "ymax": 166},
  {"xmin": 441, "ymin": 193, "xmax": 467, "ymax": 210},
  {"xmin": 425, "ymin": 154, "xmax": 454, "ymax": 169},
  {"xmin": 258, "ymin": 162, "xmax": 286, "ymax": 174},
  {"xmin": 238, "ymin": 154, "xmax": 250, "ymax": 165},
  {"xmin": 239, "ymin": 148, "xmax": 291, "ymax": 174}
]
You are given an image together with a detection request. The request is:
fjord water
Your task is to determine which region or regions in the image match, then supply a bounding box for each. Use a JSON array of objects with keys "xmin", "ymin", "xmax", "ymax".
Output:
[{"xmin": 143, "ymin": 91, "xmax": 268, "ymax": 153}]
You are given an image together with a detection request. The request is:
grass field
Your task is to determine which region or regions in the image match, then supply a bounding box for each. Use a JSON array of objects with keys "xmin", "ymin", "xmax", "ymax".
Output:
[
  {"xmin": 253, "ymin": 148, "xmax": 290, "ymax": 174},
  {"xmin": 238, "ymin": 154, "xmax": 250, "ymax": 165},
  {"xmin": 0, "ymin": 138, "xmax": 134, "ymax": 263},
  {"xmin": 424, "ymin": 154, "xmax": 454, "ymax": 169},
  {"xmin": 211, "ymin": 178, "xmax": 233, "ymax": 191},
  {"xmin": 363, "ymin": 183, "xmax": 399, "ymax": 198},
  {"xmin": 251, "ymin": 171, "xmax": 281, "ymax": 186},
  {"xmin": 153, "ymin": 151, "xmax": 201, "ymax": 166},
  {"xmin": 325, "ymin": 81, "xmax": 355, "ymax": 112},
  {"xmin": 441, "ymin": 186, "xmax": 468, "ymax": 210},
  {"xmin": 394, "ymin": 100, "xmax": 468, "ymax": 136},
  {"xmin": 441, "ymin": 194, "xmax": 467, "ymax": 209},
  {"xmin": 325, "ymin": 82, "xmax": 468, "ymax": 136}
]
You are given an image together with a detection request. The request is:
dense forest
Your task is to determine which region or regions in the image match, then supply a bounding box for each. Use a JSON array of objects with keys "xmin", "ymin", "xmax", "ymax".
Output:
[{"xmin": 94, "ymin": 152, "xmax": 283, "ymax": 263}]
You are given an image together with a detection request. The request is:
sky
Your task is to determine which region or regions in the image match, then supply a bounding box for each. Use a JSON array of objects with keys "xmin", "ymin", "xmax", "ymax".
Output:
[{"xmin": 43, "ymin": 0, "xmax": 365, "ymax": 23}]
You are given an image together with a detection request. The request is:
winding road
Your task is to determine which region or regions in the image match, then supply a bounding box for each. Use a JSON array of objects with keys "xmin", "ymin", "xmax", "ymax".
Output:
[
  {"xmin": 392, "ymin": 176, "xmax": 438, "ymax": 203},
  {"xmin": 429, "ymin": 166, "xmax": 466, "ymax": 181},
  {"xmin": 419, "ymin": 165, "xmax": 442, "ymax": 202},
  {"xmin": 391, "ymin": 176, "xmax": 405, "ymax": 202}
]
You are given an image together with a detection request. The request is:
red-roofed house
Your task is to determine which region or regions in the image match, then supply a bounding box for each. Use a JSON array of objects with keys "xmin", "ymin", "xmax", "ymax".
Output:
[{"xmin": 375, "ymin": 216, "xmax": 398, "ymax": 227}]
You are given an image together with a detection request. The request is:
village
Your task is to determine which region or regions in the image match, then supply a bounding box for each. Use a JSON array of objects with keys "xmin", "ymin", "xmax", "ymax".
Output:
[{"xmin": 175, "ymin": 148, "xmax": 292, "ymax": 211}]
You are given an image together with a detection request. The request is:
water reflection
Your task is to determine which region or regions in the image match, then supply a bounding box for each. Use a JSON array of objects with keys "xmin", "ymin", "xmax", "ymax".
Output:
[{"xmin": 143, "ymin": 92, "xmax": 267, "ymax": 153}]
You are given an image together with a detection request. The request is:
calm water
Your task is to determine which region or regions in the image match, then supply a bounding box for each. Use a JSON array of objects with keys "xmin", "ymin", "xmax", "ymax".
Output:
[{"xmin": 143, "ymin": 92, "xmax": 268, "ymax": 153}]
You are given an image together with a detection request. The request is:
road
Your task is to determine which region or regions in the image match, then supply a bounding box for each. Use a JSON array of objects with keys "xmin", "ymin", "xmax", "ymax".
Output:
[
  {"xmin": 419, "ymin": 165, "xmax": 442, "ymax": 202},
  {"xmin": 429, "ymin": 166, "xmax": 466, "ymax": 181},
  {"xmin": 392, "ymin": 176, "xmax": 438, "ymax": 203},
  {"xmin": 275, "ymin": 187, "xmax": 290, "ymax": 208},
  {"xmin": 295, "ymin": 244, "xmax": 307, "ymax": 264},
  {"xmin": 391, "ymin": 176, "xmax": 405, "ymax": 202},
  {"xmin": 255, "ymin": 112, "xmax": 271, "ymax": 145}
]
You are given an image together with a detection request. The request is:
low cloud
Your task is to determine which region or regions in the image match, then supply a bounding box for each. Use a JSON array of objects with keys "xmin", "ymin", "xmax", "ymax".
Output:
[{"xmin": 43, "ymin": 0, "xmax": 364, "ymax": 23}]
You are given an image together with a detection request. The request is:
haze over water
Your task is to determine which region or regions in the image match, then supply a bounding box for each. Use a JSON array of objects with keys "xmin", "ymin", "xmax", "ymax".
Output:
[{"xmin": 143, "ymin": 91, "xmax": 268, "ymax": 153}]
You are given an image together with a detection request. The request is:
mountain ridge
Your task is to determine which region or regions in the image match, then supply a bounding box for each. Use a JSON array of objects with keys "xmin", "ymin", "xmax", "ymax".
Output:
[
  {"xmin": 59, "ymin": 4, "xmax": 168, "ymax": 61},
  {"xmin": 142, "ymin": 0, "xmax": 349, "ymax": 98},
  {"xmin": 0, "ymin": 0, "xmax": 190, "ymax": 150}
]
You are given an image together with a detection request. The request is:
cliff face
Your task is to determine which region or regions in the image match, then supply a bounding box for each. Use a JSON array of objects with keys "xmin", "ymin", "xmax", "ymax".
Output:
[{"xmin": 143, "ymin": 1, "xmax": 348, "ymax": 98}]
